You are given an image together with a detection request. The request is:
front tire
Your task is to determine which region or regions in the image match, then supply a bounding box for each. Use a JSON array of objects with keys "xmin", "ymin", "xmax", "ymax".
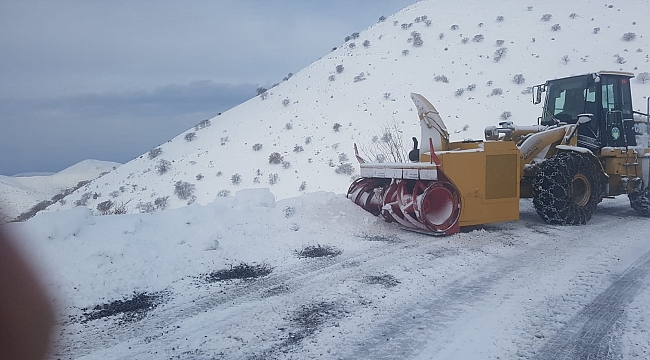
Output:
[
  {"xmin": 629, "ymin": 186, "xmax": 650, "ymax": 217},
  {"xmin": 532, "ymin": 152, "xmax": 603, "ymax": 225}
]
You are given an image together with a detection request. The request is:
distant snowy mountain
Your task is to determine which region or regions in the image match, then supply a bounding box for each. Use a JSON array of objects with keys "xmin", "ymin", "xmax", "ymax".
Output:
[
  {"xmin": 48, "ymin": 0, "xmax": 649, "ymax": 215},
  {"xmin": 0, "ymin": 159, "xmax": 120, "ymax": 223}
]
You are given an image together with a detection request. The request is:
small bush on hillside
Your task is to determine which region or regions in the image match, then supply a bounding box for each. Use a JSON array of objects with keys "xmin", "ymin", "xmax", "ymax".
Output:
[
  {"xmin": 260, "ymin": 92, "xmax": 268, "ymax": 100},
  {"xmin": 478, "ymin": 22, "xmax": 484, "ymax": 27},
  {"xmin": 494, "ymin": 47, "xmax": 508, "ymax": 62},
  {"xmin": 184, "ymin": 132, "xmax": 196, "ymax": 142},
  {"xmin": 486, "ymin": 80, "xmax": 494, "ymax": 86},
  {"xmin": 354, "ymin": 73, "xmax": 366, "ymax": 82},
  {"xmin": 156, "ymin": 159, "xmax": 171, "ymax": 175},
  {"xmin": 637, "ymin": 72, "xmax": 650, "ymax": 84},
  {"xmin": 413, "ymin": 37, "xmax": 423, "ymax": 47},
  {"xmin": 252, "ymin": 143, "xmax": 263, "ymax": 151},
  {"xmin": 593, "ymin": 27, "xmax": 600, "ymax": 34},
  {"xmin": 551, "ymin": 23, "xmax": 561, "ymax": 31},
  {"xmin": 299, "ymin": 181, "xmax": 307, "ymax": 191},
  {"xmin": 363, "ymin": 40, "xmax": 370, "ymax": 48},
  {"xmin": 500, "ymin": 111, "xmax": 513, "ymax": 120},
  {"xmin": 328, "ymin": 74, "xmax": 336, "ymax": 82},
  {"xmin": 455, "ymin": 88, "xmax": 465, "ymax": 97},
  {"xmin": 425, "ymin": 20, "xmax": 432, "ymax": 26},
  {"xmin": 335, "ymin": 163, "xmax": 355, "ymax": 175},
  {"xmin": 109, "ymin": 190, "xmax": 120, "ymax": 198},
  {"xmin": 282, "ymin": 98, "xmax": 290, "ymax": 106},
  {"xmin": 305, "ymin": 136, "xmax": 312, "ymax": 145},
  {"xmin": 541, "ymin": 14, "xmax": 552, "ymax": 21},
  {"xmin": 351, "ymin": 32, "xmax": 359, "ymax": 39},
  {"xmin": 338, "ymin": 153, "xmax": 349, "ymax": 162},
  {"xmin": 513, "ymin": 74, "xmax": 526, "ymax": 84},
  {"xmin": 473, "ymin": 34, "xmax": 484, "ymax": 42},
  {"xmin": 336, "ymin": 65, "xmax": 344, "ymax": 74},
  {"xmin": 562, "ymin": 55, "xmax": 570, "ymax": 64},
  {"xmin": 384, "ymin": 92, "xmax": 391, "ymax": 100},
  {"xmin": 466, "ymin": 84, "xmax": 477, "ymax": 91},
  {"xmin": 293, "ymin": 145, "xmax": 304, "ymax": 153},
  {"xmin": 496, "ymin": 15, "xmax": 505, "ymax": 22},
  {"xmin": 496, "ymin": 39, "xmax": 505, "ymax": 47},
  {"xmin": 269, "ymin": 152, "xmax": 284, "ymax": 164},
  {"xmin": 378, "ymin": 15, "xmax": 386, "ymax": 22},
  {"xmin": 148, "ymin": 147, "xmax": 162, "ymax": 159},
  {"xmin": 450, "ymin": 24, "xmax": 459, "ymax": 30},
  {"xmin": 217, "ymin": 190, "xmax": 230, "ymax": 197},
  {"xmin": 281, "ymin": 161, "xmax": 291, "ymax": 169},
  {"xmin": 174, "ymin": 181, "xmax": 195, "ymax": 200},
  {"xmin": 527, "ymin": 6, "xmax": 533, "ymax": 11},
  {"xmin": 74, "ymin": 192, "xmax": 93, "ymax": 207},
  {"xmin": 623, "ymin": 32, "xmax": 637, "ymax": 41},
  {"xmin": 96, "ymin": 200, "xmax": 113, "ymax": 214},
  {"xmin": 569, "ymin": 12, "xmax": 578, "ymax": 19},
  {"xmin": 434, "ymin": 75, "xmax": 449, "ymax": 83},
  {"xmin": 231, "ymin": 173, "xmax": 242, "ymax": 185},
  {"xmin": 614, "ymin": 54, "xmax": 626, "ymax": 64},
  {"xmin": 196, "ymin": 119, "xmax": 211, "ymax": 129},
  {"xmin": 155, "ymin": 196, "xmax": 169, "ymax": 210},
  {"xmin": 439, "ymin": 33, "xmax": 445, "ymax": 40},
  {"xmin": 402, "ymin": 49, "xmax": 410, "ymax": 56},
  {"xmin": 333, "ymin": 123, "xmax": 342, "ymax": 132},
  {"xmin": 136, "ymin": 202, "xmax": 156, "ymax": 213},
  {"xmin": 268, "ymin": 173, "xmax": 279, "ymax": 185},
  {"xmin": 461, "ymin": 37, "xmax": 469, "ymax": 44},
  {"xmin": 285, "ymin": 123, "xmax": 293, "ymax": 130},
  {"xmin": 196, "ymin": 173, "xmax": 204, "ymax": 181},
  {"xmin": 220, "ymin": 136, "xmax": 228, "ymax": 145},
  {"xmin": 348, "ymin": 42, "xmax": 356, "ymax": 49},
  {"xmin": 491, "ymin": 88, "xmax": 503, "ymax": 96}
]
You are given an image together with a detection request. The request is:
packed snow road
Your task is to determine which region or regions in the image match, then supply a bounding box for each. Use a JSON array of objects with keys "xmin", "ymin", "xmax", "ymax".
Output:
[{"xmin": 8, "ymin": 192, "xmax": 650, "ymax": 359}]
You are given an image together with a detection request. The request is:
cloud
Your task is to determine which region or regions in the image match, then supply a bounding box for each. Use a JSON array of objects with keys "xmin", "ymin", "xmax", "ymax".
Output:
[{"xmin": 0, "ymin": 81, "xmax": 256, "ymax": 175}]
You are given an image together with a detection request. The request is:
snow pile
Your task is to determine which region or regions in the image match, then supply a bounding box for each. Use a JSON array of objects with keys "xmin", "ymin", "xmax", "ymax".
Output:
[{"xmin": 47, "ymin": 0, "xmax": 650, "ymax": 215}]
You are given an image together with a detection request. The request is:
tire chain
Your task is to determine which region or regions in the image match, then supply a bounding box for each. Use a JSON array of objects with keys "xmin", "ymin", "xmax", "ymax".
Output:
[
  {"xmin": 629, "ymin": 186, "xmax": 650, "ymax": 216},
  {"xmin": 532, "ymin": 152, "xmax": 602, "ymax": 225}
]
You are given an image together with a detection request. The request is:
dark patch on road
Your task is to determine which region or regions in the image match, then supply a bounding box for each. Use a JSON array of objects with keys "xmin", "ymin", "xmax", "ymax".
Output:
[
  {"xmin": 284, "ymin": 301, "xmax": 346, "ymax": 346},
  {"xmin": 534, "ymin": 250, "xmax": 650, "ymax": 360},
  {"xmin": 296, "ymin": 244, "xmax": 342, "ymax": 258},
  {"xmin": 202, "ymin": 263, "xmax": 273, "ymax": 283},
  {"xmin": 81, "ymin": 291, "xmax": 167, "ymax": 323},
  {"xmin": 362, "ymin": 274, "xmax": 400, "ymax": 288},
  {"xmin": 358, "ymin": 233, "xmax": 401, "ymax": 242}
]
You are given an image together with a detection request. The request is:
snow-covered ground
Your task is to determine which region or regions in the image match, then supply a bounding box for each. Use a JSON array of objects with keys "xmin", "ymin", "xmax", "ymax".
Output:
[
  {"xmin": 0, "ymin": 160, "xmax": 120, "ymax": 224},
  {"xmin": 3, "ymin": 0, "xmax": 650, "ymax": 358},
  {"xmin": 4, "ymin": 191, "xmax": 650, "ymax": 359}
]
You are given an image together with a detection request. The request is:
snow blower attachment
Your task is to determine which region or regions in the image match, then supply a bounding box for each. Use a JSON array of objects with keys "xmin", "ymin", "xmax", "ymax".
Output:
[{"xmin": 349, "ymin": 72, "xmax": 650, "ymax": 235}]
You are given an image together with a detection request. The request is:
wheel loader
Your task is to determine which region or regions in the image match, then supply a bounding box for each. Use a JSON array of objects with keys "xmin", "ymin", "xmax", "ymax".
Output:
[{"xmin": 348, "ymin": 71, "xmax": 650, "ymax": 235}]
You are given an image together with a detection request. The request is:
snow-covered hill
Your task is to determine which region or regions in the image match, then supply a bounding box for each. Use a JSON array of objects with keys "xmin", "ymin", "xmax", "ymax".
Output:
[
  {"xmin": 0, "ymin": 159, "xmax": 120, "ymax": 223},
  {"xmin": 48, "ymin": 0, "xmax": 650, "ymax": 215}
]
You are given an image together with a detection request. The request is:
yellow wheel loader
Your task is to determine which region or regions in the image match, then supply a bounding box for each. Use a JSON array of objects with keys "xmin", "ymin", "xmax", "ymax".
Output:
[{"xmin": 348, "ymin": 71, "xmax": 650, "ymax": 235}]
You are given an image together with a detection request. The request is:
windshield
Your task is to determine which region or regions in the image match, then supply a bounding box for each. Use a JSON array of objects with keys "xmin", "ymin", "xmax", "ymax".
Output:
[{"xmin": 541, "ymin": 75, "xmax": 590, "ymax": 124}]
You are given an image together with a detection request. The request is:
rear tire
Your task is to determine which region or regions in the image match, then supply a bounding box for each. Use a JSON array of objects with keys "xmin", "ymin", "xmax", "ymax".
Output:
[
  {"xmin": 629, "ymin": 187, "xmax": 650, "ymax": 217},
  {"xmin": 532, "ymin": 152, "xmax": 603, "ymax": 225}
]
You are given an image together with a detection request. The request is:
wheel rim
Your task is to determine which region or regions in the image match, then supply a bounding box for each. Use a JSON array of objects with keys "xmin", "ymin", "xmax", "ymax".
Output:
[{"xmin": 572, "ymin": 174, "xmax": 591, "ymax": 207}]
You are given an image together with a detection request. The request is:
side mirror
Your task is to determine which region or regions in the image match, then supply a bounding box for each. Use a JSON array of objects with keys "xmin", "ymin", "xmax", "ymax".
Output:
[
  {"xmin": 533, "ymin": 86, "xmax": 543, "ymax": 105},
  {"xmin": 577, "ymin": 113, "xmax": 593, "ymax": 124}
]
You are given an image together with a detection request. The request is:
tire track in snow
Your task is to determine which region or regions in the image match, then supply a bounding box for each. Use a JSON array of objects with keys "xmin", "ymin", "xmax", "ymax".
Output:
[{"xmin": 533, "ymin": 249, "xmax": 650, "ymax": 360}]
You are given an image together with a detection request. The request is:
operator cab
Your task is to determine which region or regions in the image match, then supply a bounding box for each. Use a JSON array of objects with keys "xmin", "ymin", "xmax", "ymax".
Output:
[{"xmin": 535, "ymin": 71, "xmax": 636, "ymax": 152}]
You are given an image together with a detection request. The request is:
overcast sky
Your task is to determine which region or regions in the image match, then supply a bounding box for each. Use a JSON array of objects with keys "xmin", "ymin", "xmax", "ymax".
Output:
[{"xmin": 0, "ymin": 0, "xmax": 415, "ymax": 176}]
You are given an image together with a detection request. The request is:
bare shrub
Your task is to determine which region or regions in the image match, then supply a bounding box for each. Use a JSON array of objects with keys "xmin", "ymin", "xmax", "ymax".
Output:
[
  {"xmin": 328, "ymin": 75, "xmax": 336, "ymax": 82},
  {"xmin": 569, "ymin": 12, "xmax": 578, "ymax": 19},
  {"xmin": 293, "ymin": 145, "xmax": 304, "ymax": 153},
  {"xmin": 333, "ymin": 123, "xmax": 342, "ymax": 132},
  {"xmin": 269, "ymin": 152, "xmax": 284, "ymax": 164},
  {"xmin": 541, "ymin": 14, "xmax": 552, "ymax": 21},
  {"xmin": 335, "ymin": 163, "xmax": 355, "ymax": 175},
  {"xmin": 155, "ymin": 196, "xmax": 169, "ymax": 210},
  {"xmin": 96, "ymin": 200, "xmax": 113, "ymax": 214},
  {"xmin": 512, "ymin": 74, "xmax": 526, "ymax": 84},
  {"xmin": 473, "ymin": 34, "xmax": 484, "ymax": 42},
  {"xmin": 354, "ymin": 73, "xmax": 366, "ymax": 82},
  {"xmin": 136, "ymin": 202, "xmax": 156, "ymax": 213},
  {"xmin": 402, "ymin": 49, "xmax": 410, "ymax": 56},
  {"xmin": 461, "ymin": 37, "xmax": 469, "ymax": 44},
  {"xmin": 455, "ymin": 88, "xmax": 465, "ymax": 97},
  {"xmin": 196, "ymin": 119, "xmax": 211, "ymax": 129},
  {"xmin": 363, "ymin": 40, "xmax": 370, "ymax": 47},
  {"xmin": 439, "ymin": 33, "xmax": 445, "ymax": 40},
  {"xmin": 282, "ymin": 98, "xmax": 290, "ymax": 106},
  {"xmin": 500, "ymin": 111, "xmax": 513, "ymax": 120},
  {"xmin": 561, "ymin": 55, "xmax": 570, "ymax": 64},
  {"xmin": 638, "ymin": 72, "xmax": 650, "ymax": 84},
  {"xmin": 148, "ymin": 147, "xmax": 162, "ymax": 159},
  {"xmin": 434, "ymin": 75, "xmax": 449, "ymax": 83},
  {"xmin": 614, "ymin": 54, "xmax": 626, "ymax": 64},
  {"xmin": 494, "ymin": 47, "xmax": 508, "ymax": 62},
  {"xmin": 496, "ymin": 15, "xmax": 505, "ymax": 22},
  {"xmin": 220, "ymin": 136, "xmax": 228, "ymax": 145},
  {"xmin": 338, "ymin": 153, "xmax": 349, "ymax": 162},
  {"xmin": 466, "ymin": 84, "xmax": 477, "ymax": 91},
  {"xmin": 252, "ymin": 143, "xmax": 263, "ymax": 151},
  {"xmin": 425, "ymin": 19, "xmax": 432, "ymax": 26},
  {"xmin": 623, "ymin": 32, "xmax": 637, "ymax": 41},
  {"xmin": 299, "ymin": 181, "xmax": 306, "ymax": 191},
  {"xmin": 593, "ymin": 27, "xmax": 600, "ymax": 34},
  {"xmin": 184, "ymin": 132, "xmax": 196, "ymax": 142},
  {"xmin": 281, "ymin": 161, "xmax": 291, "ymax": 169},
  {"xmin": 74, "ymin": 192, "xmax": 93, "ymax": 207},
  {"xmin": 305, "ymin": 136, "xmax": 312, "ymax": 145},
  {"xmin": 551, "ymin": 23, "xmax": 561, "ymax": 31},
  {"xmin": 450, "ymin": 24, "xmax": 459, "ymax": 30},
  {"xmin": 285, "ymin": 123, "xmax": 293, "ymax": 130},
  {"xmin": 359, "ymin": 119, "xmax": 408, "ymax": 163},
  {"xmin": 231, "ymin": 173, "xmax": 242, "ymax": 185},
  {"xmin": 156, "ymin": 159, "xmax": 171, "ymax": 175},
  {"xmin": 268, "ymin": 173, "xmax": 279, "ymax": 185},
  {"xmin": 217, "ymin": 190, "xmax": 230, "ymax": 197},
  {"xmin": 496, "ymin": 39, "xmax": 505, "ymax": 47},
  {"xmin": 174, "ymin": 181, "xmax": 195, "ymax": 200},
  {"xmin": 109, "ymin": 190, "xmax": 120, "ymax": 198},
  {"xmin": 336, "ymin": 65, "xmax": 344, "ymax": 74},
  {"xmin": 491, "ymin": 88, "xmax": 503, "ymax": 96}
]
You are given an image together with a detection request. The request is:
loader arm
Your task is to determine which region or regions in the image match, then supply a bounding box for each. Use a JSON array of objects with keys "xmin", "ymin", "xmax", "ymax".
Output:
[{"xmin": 517, "ymin": 124, "xmax": 576, "ymax": 178}]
